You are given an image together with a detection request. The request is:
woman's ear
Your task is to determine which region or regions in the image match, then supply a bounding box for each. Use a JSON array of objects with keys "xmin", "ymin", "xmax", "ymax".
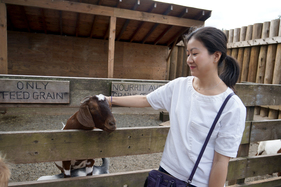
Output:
[{"xmin": 214, "ymin": 51, "xmax": 222, "ymax": 63}]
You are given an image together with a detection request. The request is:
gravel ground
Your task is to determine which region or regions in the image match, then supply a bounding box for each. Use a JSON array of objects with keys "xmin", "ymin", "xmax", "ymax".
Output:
[{"xmin": 0, "ymin": 107, "xmax": 279, "ymax": 184}]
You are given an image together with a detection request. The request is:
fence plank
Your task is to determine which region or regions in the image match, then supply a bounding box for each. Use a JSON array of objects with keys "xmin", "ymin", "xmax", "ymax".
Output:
[
  {"xmin": 250, "ymin": 120, "xmax": 281, "ymax": 142},
  {"xmin": 228, "ymin": 177, "xmax": 281, "ymax": 187},
  {"xmin": 256, "ymin": 21, "xmax": 270, "ymax": 83},
  {"xmin": 227, "ymin": 154, "xmax": 281, "ymax": 181},
  {"xmin": 235, "ymin": 83, "xmax": 281, "ymax": 106},
  {"xmin": 241, "ymin": 25, "xmax": 253, "ymax": 82},
  {"xmin": 8, "ymin": 155, "xmax": 281, "ymax": 187},
  {"xmin": 8, "ymin": 169, "xmax": 151, "ymax": 187},
  {"xmin": 0, "ymin": 127, "xmax": 169, "ymax": 164},
  {"xmin": 264, "ymin": 19, "xmax": 280, "ymax": 84},
  {"xmin": 248, "ymin": 23, "xmax": 262, "ymax": 82}
]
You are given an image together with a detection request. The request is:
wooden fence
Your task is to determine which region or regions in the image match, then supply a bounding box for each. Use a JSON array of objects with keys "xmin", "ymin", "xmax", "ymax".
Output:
[{"xmin": 0, "ymin": 75, "xmax": 281, "ymax": 186}]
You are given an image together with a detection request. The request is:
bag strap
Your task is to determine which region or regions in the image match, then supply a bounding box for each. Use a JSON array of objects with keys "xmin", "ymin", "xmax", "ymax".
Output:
[{"xmin": 187, "ymin": 92, "xmax": 235, "ymax": 184}]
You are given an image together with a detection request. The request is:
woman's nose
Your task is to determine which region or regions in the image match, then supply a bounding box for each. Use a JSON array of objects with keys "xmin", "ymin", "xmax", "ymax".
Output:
[{"xmin": 186, "ymin": 55, "xmax": 192, "ymax": 64}]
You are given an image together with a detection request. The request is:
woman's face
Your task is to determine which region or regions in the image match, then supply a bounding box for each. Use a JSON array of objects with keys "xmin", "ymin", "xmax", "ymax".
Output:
[{"xmin": 186, "ymin": 37, "xmax": 217, "ymax": 78}]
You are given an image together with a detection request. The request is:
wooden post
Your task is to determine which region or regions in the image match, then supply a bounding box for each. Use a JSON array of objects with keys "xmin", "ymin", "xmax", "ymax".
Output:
[
  {"xmin": 260, "ymin": 106, "xmax": 269, "ymax": 117},
  {"xmin": 241, "ymin": 25, "xmax": 253, "ymax": 82},
  {"xmin": 256, "ymin": 21, "xmax": 270, "ymax": 83},
  {"xmin": 247, "ymin": 23, "xmax": 262, "ymax": 82},
  {"xmin": 227, "ymin": 29, "xmax": 234, "ymax": 56},
  {"xmin": 182, "ymin": 47, "xmax": 189, "ymax": 77},
  {"xmin": 231, "ymin": 28, "xmax": 240, "ymax": 59},
  {"xmin": 107, "ymin": 16, "xmax": 116, "ymax": 78},
  {"xmin": 264, "ymin": 19, "xmax": 279, "ymax": 84},
  {"xmin": 272, "ymin": 19, "xmax": 281, "ymax": 84},
  {"xmin": 237, "ymin": 26, "xmax": 247, "ymax": 83},
  {"xmin": 0, "ymin": 2, "xmax": 8, "ymax": 74},
  {"xmin": 268, "ymin": 109, "xmax": 279, "ymax": 119},
  {"xmin": 169, "ymin": 46, "xmax": 178, "ymax": 80},
  {"xmin": 176, "ymin": 46, "xmax": 184, "ymax": 77}
]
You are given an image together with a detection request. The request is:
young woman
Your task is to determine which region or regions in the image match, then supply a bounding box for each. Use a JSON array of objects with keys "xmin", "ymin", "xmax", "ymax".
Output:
[{"xmin": 106, "ymin": 27, "xmax": 246, "ymax": 187}]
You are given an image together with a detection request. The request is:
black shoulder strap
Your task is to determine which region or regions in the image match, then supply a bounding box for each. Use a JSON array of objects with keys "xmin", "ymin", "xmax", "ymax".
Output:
[{"xmin": 187, "ymin": 92, "xmax": 235, "ymax": 184}]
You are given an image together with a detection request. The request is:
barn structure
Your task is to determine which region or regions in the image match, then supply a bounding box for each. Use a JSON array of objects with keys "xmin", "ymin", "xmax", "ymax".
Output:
[{"xmin": 0, "ymin": 0, "xmax": 211, "ymax": 80}]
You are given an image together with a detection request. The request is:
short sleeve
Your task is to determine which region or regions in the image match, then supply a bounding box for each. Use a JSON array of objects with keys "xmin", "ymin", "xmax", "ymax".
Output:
[
  {"xmin": 146, "ymin": 79, "xmax": 176, "ymax": 112},
  {"xmin": 215, "ymin": 96, "xmax": 246, "ymax": 158}
]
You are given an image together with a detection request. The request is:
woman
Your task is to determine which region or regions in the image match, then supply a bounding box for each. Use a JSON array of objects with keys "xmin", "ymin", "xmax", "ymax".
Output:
[{"xmin": 106, "ymin": 27, "xmax": 246, "ymax": 187}]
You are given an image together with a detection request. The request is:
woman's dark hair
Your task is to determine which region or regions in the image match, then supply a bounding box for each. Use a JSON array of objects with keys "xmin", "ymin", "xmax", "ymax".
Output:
[{"xmin": 183, "ymin": 27, "xmax": 240, "ymax": 91}]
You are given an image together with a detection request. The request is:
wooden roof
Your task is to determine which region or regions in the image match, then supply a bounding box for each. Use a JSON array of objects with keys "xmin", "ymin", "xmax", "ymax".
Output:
[{"xmin": 4, "ymin": 0, "xmax": 211, "ymax": 47}]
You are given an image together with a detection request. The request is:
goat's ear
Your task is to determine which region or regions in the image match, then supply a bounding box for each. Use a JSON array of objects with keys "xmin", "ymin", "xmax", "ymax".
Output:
[{"xmin": 77, "ymin": 105, "xmax": 95, "ymax": 128}]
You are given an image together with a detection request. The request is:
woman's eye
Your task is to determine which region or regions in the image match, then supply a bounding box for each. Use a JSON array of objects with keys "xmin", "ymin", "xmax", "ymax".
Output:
[{"xmin": 192, "ymin": 53, "xmax": 198, "ymax": 56}]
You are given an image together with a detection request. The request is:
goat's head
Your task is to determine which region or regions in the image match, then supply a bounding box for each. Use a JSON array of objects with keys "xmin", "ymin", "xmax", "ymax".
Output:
[{"xmin": 77, "ymin": 94, "xmax": 116, "ymax": 132}]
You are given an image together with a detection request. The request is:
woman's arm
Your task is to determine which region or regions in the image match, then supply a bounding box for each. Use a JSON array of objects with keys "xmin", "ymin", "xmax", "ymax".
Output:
[
  {"xmin": 106, "ymin": 95, "xmax": 151, "ymax": 108},
  {"xmin": 208, "ymin": 151, "xmax": 230, "ymax": 187}
]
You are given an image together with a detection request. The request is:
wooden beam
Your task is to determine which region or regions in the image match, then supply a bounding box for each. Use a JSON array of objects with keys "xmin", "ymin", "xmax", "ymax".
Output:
[
  {"xmin": 129, "ymin": 2, "xmax": 156, "ymax": 42},
  {"xmin": 103, "ymin": 1, "xmax": 121, "ymax": 40},
  {"xmin": 0, "ymin": 2, "xmax": 8, "ymax": 74},
  {"xmin": 6, "ymin": 7, "xmax": 14, "ymax": 30},
  {"xmin": 167, "ymin": 27, "xmax": 189, "ymax": 46},
  {"xmin": 2, "ymin": 0, "xmax": 204, "ymax": 28},
  {"xmin": 20, "ymin": 5, "xmax": 31, "ymax": 32},
  {"xmin": 59, "ymin": 10, "xmax": 62, "ymax": 35},
  {"xmin": 108, "ymin": 16, "xmax": 116, "ymax": 78},
  {"xmin": 75, "ymin": 13, "xmax": 80, "ymax": 37},
  {"xmin": 0, "ymin": 126, "xmax": 169, "ymax": 164},
  {"xmin": 227, "ymin": 154, "xmax": 281, "ymax": 181},
  {"xmin": 9, "ymin": 170, "xmax": 152, "ymax": 187},
  {"xmin": 89, "ymin": 15, "xmax": 96, "ymax": 38},
  {"xmin": 142, "ymin": 5, "xmax": 172, "ymax": 44},
  {"xmin": 154, "ymin": 8, "xmax": 188, "ymax": 45},
  {"xmin": 89, "ymin": 0, "xmax": 103, "ymax": 38},
  {"xmin": 40, "ymin": 8, "xmax": 47, "ymax": 34},
  {"xmin": 116, "ymin": 0, "xmax": 139, "ymax": 41}
]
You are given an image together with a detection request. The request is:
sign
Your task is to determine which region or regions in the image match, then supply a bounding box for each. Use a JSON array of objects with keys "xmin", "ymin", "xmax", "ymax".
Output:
[
  {"xmin": 111, "ymin": 82, "xmax": 165, "ymax": 96},
  {"xmin": 0, "ymin": 79, "xmax": 70, "ymax": 104}
]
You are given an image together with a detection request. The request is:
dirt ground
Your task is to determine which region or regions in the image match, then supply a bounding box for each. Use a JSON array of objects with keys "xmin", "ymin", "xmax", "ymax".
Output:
[{"xmin": 0, "ymin": 107, "xmax": 279, "ymax": 184}]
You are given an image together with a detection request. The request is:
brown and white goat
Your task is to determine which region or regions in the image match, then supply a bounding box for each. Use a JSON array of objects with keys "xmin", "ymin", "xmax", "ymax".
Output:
[{"xmin": 55, "ymin": 94, "xmax": 116, "ymax": 178}]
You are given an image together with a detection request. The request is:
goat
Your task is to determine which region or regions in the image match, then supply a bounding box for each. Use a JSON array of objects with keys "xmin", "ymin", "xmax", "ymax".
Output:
[
  {"xmin": 38, "ymin": 158, "xmax": 110, "ymax": 180},
  {"xmin": 54, "ymin": 94, "xmax": 116, "ymax": 178},
  {"xmin": 256, "ymin": 139, "xmax": 281, "ymax": 176},
  {"xmin": 0, "ymin": 154, "xmax": 11, "ymax": 187}
]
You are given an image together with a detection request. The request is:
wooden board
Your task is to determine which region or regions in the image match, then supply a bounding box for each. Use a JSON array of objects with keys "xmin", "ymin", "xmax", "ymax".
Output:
[
  {"xmin": 227, "ymin": 154, "xmax": 281, "ymax": 181},
  {"xmin": 8, "ymin": 169, "xmax": 151, "ymax": 187},
  {"xmin": 6, "ymin": 155, "xmax": 281, "ymax": 187},
  {"xmin": 0, "ymin": 126, "xmax": 169, "ymax": 164},
  {"xmin": 250, "ymin": 120, "xmax": 281, "ymax": 142},
  {"xmin": 111, "ymin": 81, "xmax": 165, "ymax": 96},
  {"xmin": 0, "ymin": 2, "xmax": 8, "ymax": 74},
  {"xmin": 0, "ymin": 79, "xmax": 69, "ymax": 103}
]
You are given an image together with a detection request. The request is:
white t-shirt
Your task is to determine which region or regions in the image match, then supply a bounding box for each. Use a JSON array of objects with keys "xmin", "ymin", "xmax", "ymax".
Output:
[{"xmin": 146, "ymin": 76, "xmax": 246, "ymax": 187}]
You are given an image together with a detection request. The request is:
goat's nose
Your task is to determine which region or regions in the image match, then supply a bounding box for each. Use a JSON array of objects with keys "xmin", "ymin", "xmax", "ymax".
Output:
[{"xmin": 109, "ymin": 121, "xmax": 116, "ymax": 127}]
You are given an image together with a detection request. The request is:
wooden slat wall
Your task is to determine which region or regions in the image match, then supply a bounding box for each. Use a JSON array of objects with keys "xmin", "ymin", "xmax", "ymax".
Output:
[
  {"xmin": 227, "ymin": 19, "xmax": 281, "ymax": 84},
  {"xmin": 7, "ymin": 31, "xmax": 168, "ymax": 80}
]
